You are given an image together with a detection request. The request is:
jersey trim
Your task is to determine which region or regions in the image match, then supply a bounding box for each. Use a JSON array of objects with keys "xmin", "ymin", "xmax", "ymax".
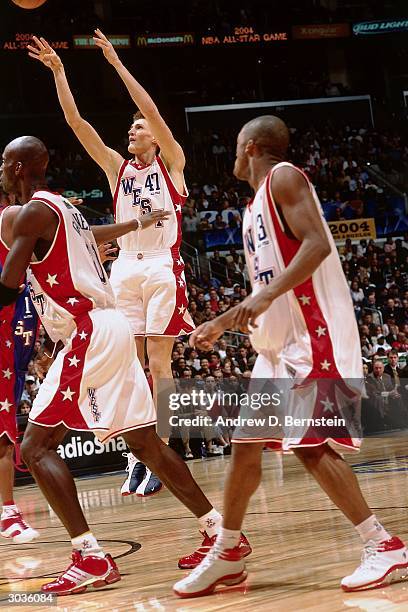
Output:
[
  {"xmin": 28, "ymin": 197, "xmax": 62, "ymax": 266},
  {"xmin": 155, "ymin": 156, "xmax": 188, "ymax": 205},
  {"xmin": 112, "ymin": 160, "xmax": 128, "ymax": 221}
]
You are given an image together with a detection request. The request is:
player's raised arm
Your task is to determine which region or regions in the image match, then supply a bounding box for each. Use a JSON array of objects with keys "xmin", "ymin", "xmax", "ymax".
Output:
[
  {"xmin": 93, "ymin": 29, "xmax": 185, "ymax": 172},
  {"xmin": 27, "ymin": 36, "xmax": 123, "ymax": 188}
]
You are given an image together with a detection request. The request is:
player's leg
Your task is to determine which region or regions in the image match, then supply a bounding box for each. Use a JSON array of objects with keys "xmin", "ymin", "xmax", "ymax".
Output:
[
  {"xmin": 120, "ymin": 335, "xmax": 165, "ymax": 497},
  {"xmin": 0, "ymin": 434, "xmax": 39, "ymax": 543},
  {"xmin": 174, "ymin": 442, "xmax": 262, "ymax": 597},
  {"xmin": 294, "ymin": 444, "xmax": 408, "ymax": 591},
  {"xmin": 21, "ymin": 423, "xmax": 120, "ymax": 595},
  {"xmin": 123, "ymin": 425, "xmax": 214, "ymax": 517},
  {"xmin": 146, "ymin": 335, "xmax": 174, "ymax": 407}
]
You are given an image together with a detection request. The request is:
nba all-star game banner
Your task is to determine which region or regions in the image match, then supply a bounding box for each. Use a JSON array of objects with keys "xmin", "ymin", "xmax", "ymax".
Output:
[
  {"xmin": 15, "ymin": 430, "xmax": 126, "ymax": 485},
  {"xmin": 353, "ymin": 19, "xmax": 408, "ymax": 36},
  {"xmin": 292, "ymin": 23, "xmax": 350, "ymax": 40},
  {"xmin": 328, "ymin": 218, "xmax": 376, "ymax": 242},
  {"xmin": 201, "ymin": 27, "xmax": 288, "ymax": 45}
]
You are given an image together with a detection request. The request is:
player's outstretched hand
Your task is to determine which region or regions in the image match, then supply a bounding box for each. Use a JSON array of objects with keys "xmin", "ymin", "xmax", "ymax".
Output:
[
  {"xmin": 139, "ymin": 210, "xmax": 171, "ymax": 229},
  {"xmin": 67, "ymin": 197, "xmax": 83, "ymax": 207},
  {"xmin": 230, "ymin": 292, "xmax": 272, "ymax": 334},
  {"xmin": 27, "ymin": 36, "xmax": 62, "ymax": 71},
  {"xmin": 93, "ymin": 29, "xmax": 120, "ymax": 65},
  {"xmin": 98, "ymin": 242, "xmax": 118, "ymax": 263},
  {"xmin": 189, "ymin": 320, "xmax": 224, "ymax": 351}
]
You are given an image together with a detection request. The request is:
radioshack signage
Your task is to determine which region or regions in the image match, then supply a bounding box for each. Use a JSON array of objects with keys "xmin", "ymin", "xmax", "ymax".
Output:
[
  {"xmin": 202, "ymin": 26, "xmax": 288, "ymax": 45},
  {"xmin": 353, "ymin": 19, "xmax": 408, "ymax": 36},
  {"xmin": 136, "ymin": 33, "xmax": 195, "ymax": 47},
  {"xmin": 73, "ymin": 34, "xmax": 130, "ymax": 49},
  {"xmin": 292, "ymin": 23, "xmax": 350, "ymax": 39}
]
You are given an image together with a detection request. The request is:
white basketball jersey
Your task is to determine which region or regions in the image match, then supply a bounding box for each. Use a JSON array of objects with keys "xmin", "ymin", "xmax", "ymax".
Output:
[
  {"xmin": 243, "ymin": 162, "xmax": 363, "ymax": 380},
  {"xmin": 25, "ymin": 191, "xmax": 115, "ymax": 342},
  {"xmin": 113, "ymin": 155, "xmax": 186, "ymax": 252}
]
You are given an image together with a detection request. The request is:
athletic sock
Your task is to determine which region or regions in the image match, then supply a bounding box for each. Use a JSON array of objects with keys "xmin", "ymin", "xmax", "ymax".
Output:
[
  {"xmin": 198, "ymin": 508, "xmax": 222, "ymax": 537},
  {"xmin": 355, "ymin": 514, "xmax": 391, "ymax": 544},
  {"xmin": 71, "ymin": 531, "xmax": 104, "ymax": 558},
  {"xmin": 215, "ymin": 527, "xmax": 241, "ymax": 552}
]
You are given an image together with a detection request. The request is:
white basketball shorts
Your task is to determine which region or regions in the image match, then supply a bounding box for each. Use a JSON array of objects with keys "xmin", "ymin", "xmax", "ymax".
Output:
[
  {"xmin": 109, "ymin": 248, "xmax": 195, "ymax": 337},
  {"xmin": 29, "ymin": 309, "xmax": 156, "ymax": 442}
]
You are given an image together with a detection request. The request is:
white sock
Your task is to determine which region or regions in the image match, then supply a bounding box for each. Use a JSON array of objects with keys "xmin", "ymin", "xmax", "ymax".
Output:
[
  {"xmin": 215, "ymin": 527, "xmax": 240, "ymax": 552},
  {"xmin": 71, "ymin": 531, "xmax": 104, "ymax": 558},
  {"xmin": 1, "ymin": 504, "xmax": 18, "ymax": 519},
  {"xmin": 355, "ymin": 515, "xmax": 391, "ymax": 544},
  {"xmin": 198, "ymin": 508, "xmax": 222, "ymax": 537}
]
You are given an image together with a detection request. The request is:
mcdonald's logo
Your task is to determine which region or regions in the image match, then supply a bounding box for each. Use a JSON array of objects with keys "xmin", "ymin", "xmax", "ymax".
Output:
[
  {"xmin": 183, "ymin": 33, "xmax": 194, "ymax": 45},
  {"xmin": 137, "ymin": 36, "xmax": 148, "ymax": 47}
]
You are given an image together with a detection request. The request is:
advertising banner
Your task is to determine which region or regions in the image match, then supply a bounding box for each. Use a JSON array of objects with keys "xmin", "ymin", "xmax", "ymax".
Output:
[
  {"xmin": 136, "ymin": 33, "xmax": 195, "ymax": 47},
  {"xmin": 353, "ymin": 19, "xmax": 408, "ymax": 36},
  {"xmin": 328, "ymin": 218, "xmax": 376, "ymax": 242},
  {"xmin": 292, "ymin": 23, "xmax": 350, "ymax": 39}
]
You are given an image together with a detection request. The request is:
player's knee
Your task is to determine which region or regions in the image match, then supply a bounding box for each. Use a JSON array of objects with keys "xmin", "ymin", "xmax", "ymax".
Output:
[
  {"xmin": 20, "ymin": 437, "xmax": 47, "ymax": 468},
  {"xmin": 148, "ymin": 354, "xmax": 172, "ymax": 379},
  {"xmin": 0, "ymin": 438, "xmax": 13, "ymax": 460},
  {"xmin": 124, "ymin": 426, "xmax": 158, "ymax": 458},
  {"xmin": 294, "ymin": 444, "xmax": 327, "ymax": 468}
]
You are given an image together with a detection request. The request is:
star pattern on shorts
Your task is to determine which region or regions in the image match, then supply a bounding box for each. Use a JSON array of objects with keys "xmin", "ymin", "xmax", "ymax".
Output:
[
  {"xmin": 178, "ymin": 305, "xmax": 186, "ymax": 315},
  {"xmin": 2, "ymin": 369, "xmax": 12, "ymax": 380},
  {"xmin": 79, "ymin": 331, "xmax": 88, "ymax": 341},
  {"xmin": 5, "ymin": 340, "xmax": 12, "ymax": 348},
  {"xmin": 320, "ymin": 359, "xmax": 331, "ymax": 371},
  {"xmin": 46, "ymin": 274, "xmax": 59, "ymax": 288},
  {"xmin": 0, "ymin": 398, "xmax": 12, "ymax": 413},
  {"xmin": 67, "ymin": 297, "xmax": 79, "ymax": 306},
  {"xmin": 175, "ymin": 204, "xmax": 182, "ymax": 213},
  {"xmin": 315, "ymin": 326, "xmax": 327, "ymax": 337},
  {"xmin": 68, "ymin": 355, "xmax": 80, "ymax": 368},
  {"xmin": 320, "ymin": 397, "xmax": 334, "ymax": 413},
  {"xmin": 298, "ymin": 295, "xmax": 311, "ymax": 306},
  {"xmin": 61, "ymin": 387, "xmax": 75, "ymax": 402},
  {"xmin": 176, "ymin": 259, "xmax": 183, "ymax": 266},
  {"xmin": 178, "ymin": 278, "xmax": 185, "ymax": 288}
]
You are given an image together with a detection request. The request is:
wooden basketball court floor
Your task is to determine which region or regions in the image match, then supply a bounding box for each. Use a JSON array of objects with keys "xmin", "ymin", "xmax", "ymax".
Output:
[{"xmin": 2, "ymin": 437, "xmax": 408, "ymax": 611}]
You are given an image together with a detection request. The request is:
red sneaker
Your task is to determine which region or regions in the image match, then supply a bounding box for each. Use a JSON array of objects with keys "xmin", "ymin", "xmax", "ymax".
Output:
[
  {"xmin": 178, "ymin": 531, "xmax": 252, "ymax": 569},
  {"xmin": 41, "ymin": 551, "xmax": 121, "ymax": 596},
  {"xmin": 0, "ymin": 509, "xmax": 39, "ymax": 543}
]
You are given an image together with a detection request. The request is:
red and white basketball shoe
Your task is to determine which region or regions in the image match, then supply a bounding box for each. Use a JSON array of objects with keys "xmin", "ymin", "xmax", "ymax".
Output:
[
  {"xmin": 0, "ymin": 508, "xmax": 39, "ymax": 543},
  {"xmin": 178, "ymin": 531, "xmax": 252, "ymax": 569},
  {"xmin": 341, "ymin": 537, "xmax": 408, "ymax": 592},
  {"xmin": 41, "ymin": 551, "xmax": 121, "ymax": 596},
  {"xmin": 174, "ymin": 545, "xmax": 247, "ymax": 598}
]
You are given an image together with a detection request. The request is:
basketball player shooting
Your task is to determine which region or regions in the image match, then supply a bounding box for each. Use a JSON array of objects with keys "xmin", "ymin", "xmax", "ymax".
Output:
[
  {"xmin": 174, "ymin": 116, "xmax": 408, "ymax": 597},
  {"xmin": 28, "ymin": 32, "xmax": 195, "ymax": 496}
]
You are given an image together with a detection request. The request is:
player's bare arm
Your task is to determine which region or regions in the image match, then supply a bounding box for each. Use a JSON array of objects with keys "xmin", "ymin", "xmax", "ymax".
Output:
[
  {"xmin": 93, "ymin": 30, "xmax": 185, "ymax": 186},
  {"xmin": 191, "ymin": 167, "xmax": 332, "ymax": 343},
  {"xmin": 231, "ymin": 167, "xmax": 331, "ymax": 332},
  {"xmin": 0, "ymin": 201, "xmax": 57, "ymax": 298},
  {"xmin": 91, "ymin": 210, "xmax": 170, "ymax": 244},
  {"xmin": 27, "ymin": 36, "xmax": 123, "ymax": 191}
]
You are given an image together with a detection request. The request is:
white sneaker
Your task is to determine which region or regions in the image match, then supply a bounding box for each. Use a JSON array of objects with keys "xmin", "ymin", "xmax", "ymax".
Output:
[
  {"xmin": 341, "ymin": 537, "xmax": 408, "ymax": 592},
  {"xmin": 173, "ymin": 545, "xmax": 247, "ymax": 598},
  {"xmin": 0, "ymin": 508, "xmax": 39, "ymax": 544}
]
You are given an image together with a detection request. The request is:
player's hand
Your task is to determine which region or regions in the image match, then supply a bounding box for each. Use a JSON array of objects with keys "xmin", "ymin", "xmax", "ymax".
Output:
[
  {"xmin": 67, "ymin": 197, "xmax": 83, "ymax": 206},
  {"xmin": 139, "ymin": 210, "xmax": 171, "ymax": 229},
  {"xmin": 27, "ymin": 36, "xmax": 63, "ymax": 71},
  {"xmin": 230, "ymin": 292, "xmax": 273, "ymax": 334},
  {"xmin": 93, "ymin": 29, "xmax": 120, "ymax": 65},
  {"xmin": 98, "ymin": 242, "xmax": 118, "ymax": 263},
  {"xmin": 189, "ymin": 320, "xmax": 224, "ymax": 351}
]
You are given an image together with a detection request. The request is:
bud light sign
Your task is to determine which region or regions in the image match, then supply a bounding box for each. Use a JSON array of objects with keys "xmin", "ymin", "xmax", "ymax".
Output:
[{"xmin": 353, "ymin": 19, "xmax": 408, "ymax": 35}]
